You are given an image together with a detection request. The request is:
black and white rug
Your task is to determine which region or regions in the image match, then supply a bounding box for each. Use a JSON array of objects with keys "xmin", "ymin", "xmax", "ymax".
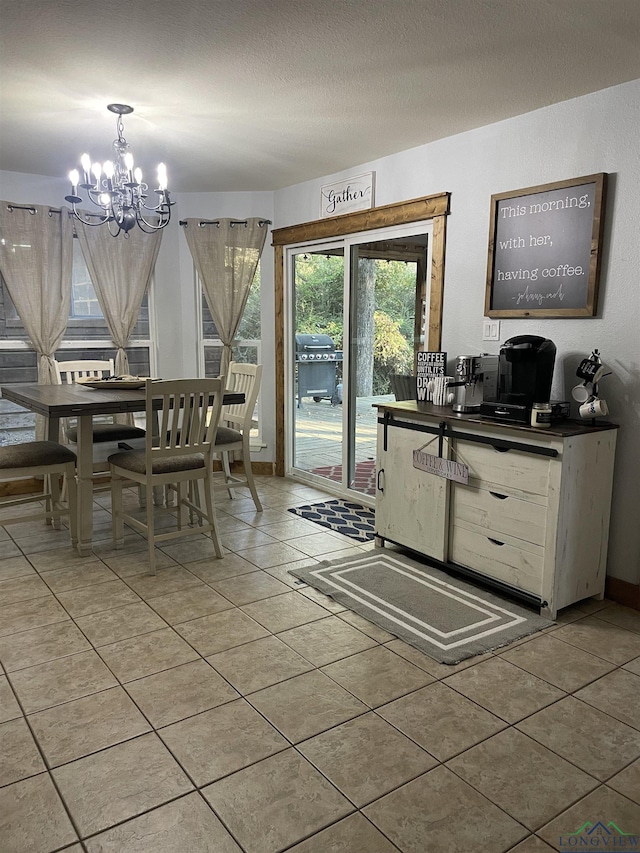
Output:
[
  {"xmin": 288, "ymin": 499, "xmax": 375, "ymax": 543},
  {"xmin": 289, "ymin": 550, "xmax": 554, "ymax": 664}
]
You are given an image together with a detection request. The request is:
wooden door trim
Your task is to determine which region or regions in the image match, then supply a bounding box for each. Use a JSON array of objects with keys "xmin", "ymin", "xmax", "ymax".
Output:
[{"xmin": 272, "ymin": 192, "xmax": 450, "ymax": 476}]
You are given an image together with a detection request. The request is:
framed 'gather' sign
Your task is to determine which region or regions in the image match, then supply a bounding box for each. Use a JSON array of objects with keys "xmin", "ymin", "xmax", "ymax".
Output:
[{"xmin": 485, "ymin": 173, "xmax": 607, "ymax": 318}]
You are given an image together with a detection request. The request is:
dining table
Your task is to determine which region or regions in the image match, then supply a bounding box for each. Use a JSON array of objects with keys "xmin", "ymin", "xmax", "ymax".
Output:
[{"xmin": 1, "ymin": 382, "xmax": 244, "ymax": 555}]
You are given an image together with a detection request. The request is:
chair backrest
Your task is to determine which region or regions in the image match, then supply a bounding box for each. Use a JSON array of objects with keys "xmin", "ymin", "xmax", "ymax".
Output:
[
  {"xmin": 222, "ymin": 362, "xmax": 263, "ymax": 432},
  {"xmin": 54, "ymin": 359, "xmax": 115, "ymax": 384},
  {"xmin": 147, "ymin": 378, "xmax": 223, "ymax": 463}
]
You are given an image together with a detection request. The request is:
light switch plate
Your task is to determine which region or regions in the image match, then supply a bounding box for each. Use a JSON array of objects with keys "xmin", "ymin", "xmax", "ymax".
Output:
[{"xmin": 482, "ymin": 319, "xmax": 500, "ymax": 341}]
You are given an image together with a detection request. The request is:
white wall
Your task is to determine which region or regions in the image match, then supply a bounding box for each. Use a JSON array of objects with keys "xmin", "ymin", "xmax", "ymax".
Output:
[{"xmin": 273, "ymin": 78, "xmax": 640, "ymax": 586}]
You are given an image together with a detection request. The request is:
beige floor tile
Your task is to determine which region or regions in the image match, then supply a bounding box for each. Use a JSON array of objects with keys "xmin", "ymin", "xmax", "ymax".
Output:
[
  {"xmin": 237, "ymin": 541, "xmax": 311, "ymax": 570},
  {"xmin": 174, "ymin": 608, "xmax": 269, "ymax": 656},
  {"xmin": 10, "ymin": 649, "xmax": 118, "ymax": 714},
  {"xmin": 298, "ymin": 586, "xmax": 347, "ymax": 613},
  {"xmin": 507, "ymin": 837, "xmax": 556, "ymax": 852},
  {"xmin": 74, "ymin": 601, "xmax": 167, "ymax": 647},
  {"xmin": 26, "ymin": 548, "xmax": 100, "ymax": 573},
  {"xmin": 299, "ymin": 711, "xmax": 436, "ymax": 806},
  {"xmin": 607, "ymin": 758, "xmax": 640, "ymax": 805},
  {"xmin": 377, "ymin": 681, "xmax": 506, "ymax": 761},
  {"xmin": 159, "ymin": 698, "xmax": 288, "ymax": 786},
  {"xmin": 125, "ymin": 659, "xmax": 238, "ymax": 727},
  {"xmin": 207, "ymin": 635, "xmax": 314, "ymax": 694},
  {"xmin": 84, "ymin": 793, "xmax": 242, "ymax": 853},
  {"xmin": 147, "ymin": 583, "xmax": 234, "ymax": 624},
  {"xmin": 0, "ymin": 773, "xmax": 78, "ymax": 853},
  {"xmin": 277, "ymin": 615, "xmax": 377, "ymax": 667},
  {"xmin": 384, "ymin": 637, "xmax": 493, "ymax": 678},
  {"xmin": 500, "ymin": 634, "xmax": 616, "ymax": 692},
  {"xmin": 97, "ymin": 627, "xmax": 199, "ymax": 682},
  {"xmin": 124, "ymin": 565, "xmax": 202, "ymax": 600},
  {"xmin": 53, "ymin": 732, "xmax": 193, "ymax": 838},
  {"xmin": 248, "ymin": 670, "xmax": 367, "ymax": 743},
  {"xmin": 0, "ymin": 539, "xmax": 21, "ymax": 559},
  {"xmin": 40, "ymin": 562, "xmax": 117, "ymax": 593},
  {"xmin": 443, "ymin": 656, "xmax": 566, "ymax": 723},
  {"xmin": 0, "ymin": 675, "xmax": 21, "ymax": 722},
  {"xmin": 0, "ymin": 555, "xmax": 35, "ymax": 582},
  {"xmin": 0, "ymin": 620, "xmax": 91, "ymax": 672},
  {"xmin": 538, "ymin": 785, "xmax": 640, "ymax": 850},
  {"xmin": 0, "ymin": 595, "xmax": 69, "ymax": 638},
  {"xmin": 203, "ymin": 748, "xmax": 353, "ymax": 853},
  {"xmin": 321, "ymin": 645, "xmax": 434, "ymax": 707},
  {"xmin": 337, "ymin": 610, "xmax": 395, "ymax": 642},
  {"xmin": 210, "ymin": 570, "xmax": 292, "ymax": 605},
  {"xmin": 187, "ymin": 552, "xmax": 261, "ymax": 584},
  {"xmin": 516, "ymin": 695, "xmax": 640, "ymax": 781},
  {"xmin": 574, "ymin": 669, "xmax": 640, "ymax": 729},
  {"xmin": 625, "ymin": 656, "xmax": 640, "ymax": 676},
  {"xmin": 592, "ymin": 603, "xmax": 640, "ymax": 634},
  {"xmin": 286, "ymin": 531, "xmax": 357, "ymax": 558},
  {"xmin": 258, "ymin": 519, "xmax": 323, "ymax": 541},
  {"xmin": 100, "ymin": 548, "xmax": 177, "ymax": 578},
  {"xmin": 240, "ymin": 591, "xmax": 329, "ymax": 633},
  {"xmin": 551, "ymin": 615, "xmax": 640, "ymax": 664},
  {"xmin": 446, "ymin": 728, "xmax": 598, "ymax": 830},
  {"xmin": 159, "ymin": 536, "xmax": 222, "ymax": 564},
  {"xmin": 56, "ymin": 578, "xmax": 141, "ymax": 618},
  {"xmin": 364, "ymin": 765, "xmax": 528, "ymax": 853},
  {"xmin": 233, "ymin": 507, "xmax": 307, "ymax": 527},
  {"xmin": 263, "ymin": 561, "xmax": 315, "ymax": 588},
  {"xmin": 0, "ymin": 573, "xmax": 51, "ymax": 605},
  {"xmin": 286, "ymin": 812, "xmax": 399, "ymax": 853},
  {"xmin": 221, "ymin": 527, "xmax": 279, "ymax": 551},
  {"xmin": 0, "ymin": 717, "xmax": 46, "ymax": 786},
  {"xmin": 28, "ymin": 685, "xmax": 151, "ymax": 767}
]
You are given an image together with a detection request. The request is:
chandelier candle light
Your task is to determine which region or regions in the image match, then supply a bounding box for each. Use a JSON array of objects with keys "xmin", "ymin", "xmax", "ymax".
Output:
[{"xmin": 65, "ymin": 103, "xmax": 172, "ymax": 236}]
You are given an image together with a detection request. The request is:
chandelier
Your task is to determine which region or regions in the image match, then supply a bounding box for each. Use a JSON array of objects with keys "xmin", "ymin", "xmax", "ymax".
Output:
[{"xmin": 65, "ymin": 103, "xmax": 172, "ymax": 236}]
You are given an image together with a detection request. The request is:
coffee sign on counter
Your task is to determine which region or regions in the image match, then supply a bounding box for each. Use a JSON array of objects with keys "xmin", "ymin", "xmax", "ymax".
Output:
[
  {"xmin": 485, "ymin": 173, "xmax": 607, "ymax": 318},
  {"xmin": 416, "ymin": 351, "xmax": 446, "ymax": 402}
]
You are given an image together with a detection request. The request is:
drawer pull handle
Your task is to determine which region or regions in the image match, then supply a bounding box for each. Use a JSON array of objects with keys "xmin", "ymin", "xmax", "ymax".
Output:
[
  {"xmin": 492, "ymin": 445, "xmax": 510, "ymax": 453},
  {"xmin": 487, "ymin": 537, "xmax": 505, "ymax": 546},
  {"xmin": 377, "ymin": 468, "xmax": 384, "ymax": 494},
  {"xmin": 489, "ymin": 491, "xmax": 509, "ymax": 500}
]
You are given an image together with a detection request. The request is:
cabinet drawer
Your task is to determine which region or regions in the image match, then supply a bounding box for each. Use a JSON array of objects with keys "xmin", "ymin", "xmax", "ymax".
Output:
[
  {"xmin": 450, "ymin": 521, "xmax": 544, "ymax": 596},
  {"xmin": 451, "ymin": 485, "xmax": 547, "ymax": 547},
  {"xmin": 454, "ymin": 439, "xmax": 551, "ymax": 497}
]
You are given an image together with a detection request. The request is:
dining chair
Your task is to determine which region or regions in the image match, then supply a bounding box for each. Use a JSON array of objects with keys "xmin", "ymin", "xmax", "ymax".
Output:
[
  {"xmin": 0, "ymin": 441, "xmax": 77, "ymax": 545},
  {"xmin": 212, "ymin": 361, "xmax": 263, "ymax": 512},
  {"xmin": 108, "ymin": 378, "xmax": 225, "ymax": 574}
]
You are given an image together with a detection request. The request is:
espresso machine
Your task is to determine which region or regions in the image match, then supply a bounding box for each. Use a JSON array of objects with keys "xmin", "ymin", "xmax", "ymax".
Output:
[
  {"xmin": 450, "ymin": 354, "xmax": 499, "ymax": 413},
  {"xmin": 480, "ymin": 335, "xmax": 556, "ymax": 423}
]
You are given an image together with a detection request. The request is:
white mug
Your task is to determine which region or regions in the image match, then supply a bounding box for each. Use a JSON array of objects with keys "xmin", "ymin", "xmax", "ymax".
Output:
[
  {"xmin": 571, "ymin": 383, "xmax": 592, "ymax": 403},
  {"xmin": 427, "ymin": 376, "xmax": 454, "ymax": 406},
  {"xmin": 579, "ymin": 397, "xmax": 608, "ymax": 418}
]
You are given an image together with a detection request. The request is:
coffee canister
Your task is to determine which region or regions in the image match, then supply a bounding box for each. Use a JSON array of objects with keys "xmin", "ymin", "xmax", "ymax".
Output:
[{"xmin": 530, "ymin": 402, "xmax": 552, "ymax": 428}]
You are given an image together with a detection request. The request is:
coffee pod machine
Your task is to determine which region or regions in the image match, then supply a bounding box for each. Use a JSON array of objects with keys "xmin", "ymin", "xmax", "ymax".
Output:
[
  {"xmin": 480, "ymin": 335, "xmax": 556, "ymax": 424},
  {"xmin": 450, "ymin": 354, "xmax": 499, "ymax": 413}
]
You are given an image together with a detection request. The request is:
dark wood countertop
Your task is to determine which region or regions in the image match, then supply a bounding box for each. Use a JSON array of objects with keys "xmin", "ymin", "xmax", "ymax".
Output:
[{"xmin": 374, "ymin": 400, "xmax": 619, "ymax": 438}]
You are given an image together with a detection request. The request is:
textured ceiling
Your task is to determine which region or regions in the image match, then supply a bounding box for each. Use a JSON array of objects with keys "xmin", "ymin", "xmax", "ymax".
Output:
[{"xmin": 1, "ymin": 0, "xmax": 640, "ymax": 192}]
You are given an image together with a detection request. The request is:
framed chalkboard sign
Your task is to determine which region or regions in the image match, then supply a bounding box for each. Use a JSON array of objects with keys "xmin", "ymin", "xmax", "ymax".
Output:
[{"xmin": 485, "ymin": 173, "xmax": 607, "ymax": 318}]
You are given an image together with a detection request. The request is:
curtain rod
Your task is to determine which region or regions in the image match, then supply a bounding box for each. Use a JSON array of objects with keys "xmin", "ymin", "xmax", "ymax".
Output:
[
  {"xmin": 6, "ymin": 203, "xmax": 62, "ymax": 215},
  {"xmin": 179, "ymin": 218, "xmax": 271, "ymax": 228}
]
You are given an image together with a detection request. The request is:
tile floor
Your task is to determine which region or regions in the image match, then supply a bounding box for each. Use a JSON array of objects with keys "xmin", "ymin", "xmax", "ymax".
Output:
[{"xmin": 0, "ymin": 475, "xmax": 639, "ymax": 853}]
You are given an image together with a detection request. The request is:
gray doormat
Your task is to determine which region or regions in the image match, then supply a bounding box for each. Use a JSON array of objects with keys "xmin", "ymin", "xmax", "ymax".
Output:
[{"xmin": 289, "ymin": 550, "xmax": 554, "ymax": 664}]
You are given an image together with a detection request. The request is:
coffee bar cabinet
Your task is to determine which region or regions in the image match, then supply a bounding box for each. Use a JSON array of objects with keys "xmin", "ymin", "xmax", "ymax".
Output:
[{"xmin": 375, "ymin": 402, "xmax": 618, "ymax": 619}]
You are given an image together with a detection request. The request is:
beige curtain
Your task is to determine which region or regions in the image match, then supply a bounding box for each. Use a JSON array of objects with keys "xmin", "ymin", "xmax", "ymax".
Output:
[
  {"xmin": 75, "ymin": 219, "xmax": 162, "ymax": 376},
  {"xmin": 0, "ymin": 202, "xmax": 73, "ymax": 439},
  {"xmin": 183, "ymin": 218, "xmax": 267, "ymax": 376}
]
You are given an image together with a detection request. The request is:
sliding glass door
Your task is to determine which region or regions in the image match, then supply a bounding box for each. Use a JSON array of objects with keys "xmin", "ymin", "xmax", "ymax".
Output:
[{"xmin": 287, "ymin": 222, "xmax": 433, "ymax": 503}]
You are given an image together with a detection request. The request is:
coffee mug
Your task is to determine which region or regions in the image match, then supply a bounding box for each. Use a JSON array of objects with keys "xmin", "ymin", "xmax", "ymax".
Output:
[
  {"xmin": 572, "ymin": 383, "xmax": 592, "ymax": 403},
  {"xmin": 427, "ymin": 376, "xmax": 454, "ymax": 406},
  {"xmin": 579, "ymin": 397, "xmax": 608, "ymax": 418}
]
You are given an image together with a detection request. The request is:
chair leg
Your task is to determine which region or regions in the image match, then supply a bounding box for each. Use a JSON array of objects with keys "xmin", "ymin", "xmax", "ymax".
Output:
[
  {"xmin": 112, "ymin": 472, "xmax": 125, "ymax": 547},
  {"xmin": 66, "ymin": 463, "xmax": 78, "ymax": 547},
  {"xmin": 203, "ymin": 471, "xmax": 223, "ymax": 558},
  {"xmin": 242, "ymin": 436, "xmax": 263, "ymax": 512},
  {"xmin": 221, "ymin": 451, "xmax": 236, "ymax": 499},
  {"xmin": 146, "ymin": 485, "xmax": 156, "ymax": 576}
]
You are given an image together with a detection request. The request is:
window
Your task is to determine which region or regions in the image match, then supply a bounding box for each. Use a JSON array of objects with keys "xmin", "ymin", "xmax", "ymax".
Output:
[{"xmin": 70, "ymin": 240, "xmax": 102, "ymax": 318}]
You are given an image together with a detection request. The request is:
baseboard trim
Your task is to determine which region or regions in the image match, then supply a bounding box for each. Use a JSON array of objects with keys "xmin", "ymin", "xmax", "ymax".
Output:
[{"xmin": 605, "ymin": 576, "xmax": 640, "ymax": 611}]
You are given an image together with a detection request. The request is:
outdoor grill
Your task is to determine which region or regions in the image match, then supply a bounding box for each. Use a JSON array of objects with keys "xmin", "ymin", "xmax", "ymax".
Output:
[{"xmin": 295, "ymin": 333, "xmax": 343, "ymax": 406}]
